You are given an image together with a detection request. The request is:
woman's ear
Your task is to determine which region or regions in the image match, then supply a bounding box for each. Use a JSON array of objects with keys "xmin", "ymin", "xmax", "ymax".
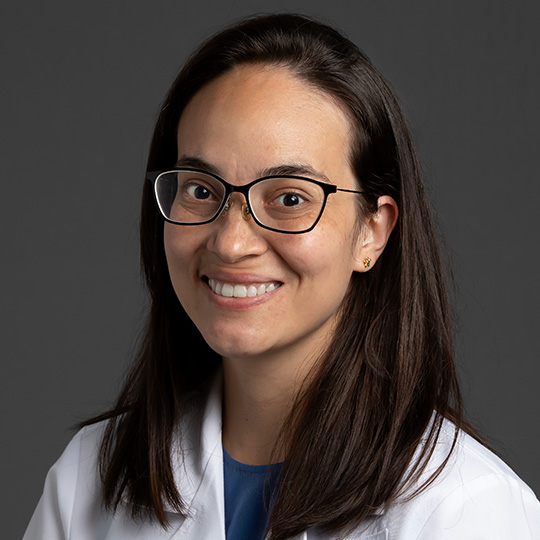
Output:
[{"xmin": 353, "ymin": 195, "xmax": 398, "ymax": 273}]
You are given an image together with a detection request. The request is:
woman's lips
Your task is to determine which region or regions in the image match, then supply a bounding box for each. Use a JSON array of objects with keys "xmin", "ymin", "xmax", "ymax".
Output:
[{"xmin": 207, "ymin": 278, "xmax": 282, "ymax": 298}]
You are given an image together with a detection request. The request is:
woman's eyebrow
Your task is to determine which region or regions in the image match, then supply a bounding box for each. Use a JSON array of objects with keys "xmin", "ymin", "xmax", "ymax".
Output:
[
  {"xmin": 175, "ymin": 156, "xmax": 331, "ymax": 183},
  {"xmin": 175, "ymin": 155, "xmax": 222, "ymax": 176},
  {"xmin": 258, "ymin": 164, "xmax": 332, "ymax": 183}
]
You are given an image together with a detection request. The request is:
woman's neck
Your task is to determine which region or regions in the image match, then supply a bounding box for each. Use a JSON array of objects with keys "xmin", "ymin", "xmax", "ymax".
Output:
[{"xmin": 221, "ymin": 346, "xmax": 319, "ymax": 465}]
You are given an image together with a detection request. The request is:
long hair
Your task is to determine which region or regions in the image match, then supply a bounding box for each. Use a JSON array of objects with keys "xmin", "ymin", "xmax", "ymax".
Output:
[{"xmin": 82, "ymin": 13, "xmax": 472, "ymax": 539}]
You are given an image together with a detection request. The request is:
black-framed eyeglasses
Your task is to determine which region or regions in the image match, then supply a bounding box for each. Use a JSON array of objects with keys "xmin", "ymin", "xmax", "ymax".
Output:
[{"xmin": 146, "ymin": 168, "xmax": 366, "ymax": 234}]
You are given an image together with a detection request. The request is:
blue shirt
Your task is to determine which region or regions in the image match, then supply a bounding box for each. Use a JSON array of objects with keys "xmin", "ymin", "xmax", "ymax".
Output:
[{"xmin": 223, "ymin": 447, "xmax": 282, "ymax": 540}]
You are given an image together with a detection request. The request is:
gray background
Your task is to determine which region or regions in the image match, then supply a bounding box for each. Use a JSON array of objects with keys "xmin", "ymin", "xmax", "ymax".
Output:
[{"xmin": 2, "ymin": 0, "xmax": 539, "ymax": 537}]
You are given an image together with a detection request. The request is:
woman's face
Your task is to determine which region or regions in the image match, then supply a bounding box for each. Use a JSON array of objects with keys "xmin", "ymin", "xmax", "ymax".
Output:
[{"xmin": 164, "ymin": 65, "xmax": 368, "ymax": 363}]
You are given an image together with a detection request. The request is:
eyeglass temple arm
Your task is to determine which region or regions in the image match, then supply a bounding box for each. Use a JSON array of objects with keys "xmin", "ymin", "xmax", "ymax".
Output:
[{"xmin": 336, "ymin": 187, "xmax": 366, "ymax": 194}]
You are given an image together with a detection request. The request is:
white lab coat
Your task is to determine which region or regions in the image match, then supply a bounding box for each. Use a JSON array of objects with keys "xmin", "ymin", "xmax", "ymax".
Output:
[{"xmin": 23, "ymin": 378, "xmax": 540, "ymax": 539}]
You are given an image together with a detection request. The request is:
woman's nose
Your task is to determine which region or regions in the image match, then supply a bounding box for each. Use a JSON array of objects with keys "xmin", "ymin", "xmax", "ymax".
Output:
[{"xmin": 207, "ymin": 197, "xmax": 268, "ymax": 263}]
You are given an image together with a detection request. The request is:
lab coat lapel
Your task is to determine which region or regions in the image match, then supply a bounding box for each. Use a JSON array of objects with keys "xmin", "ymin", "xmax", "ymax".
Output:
[{"xmin": 169, "ymin": 375, "xmax": 226, "ymax": 540}]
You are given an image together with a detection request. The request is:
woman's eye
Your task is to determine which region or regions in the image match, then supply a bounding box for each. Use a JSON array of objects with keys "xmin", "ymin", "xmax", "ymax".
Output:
[
  {"xmin": 275, "ymin": 192, "xmax": 306, "ymax": 207},
  {"xmin": 185, "ymin": 183, "xmax": 213, "ymax": 200}
]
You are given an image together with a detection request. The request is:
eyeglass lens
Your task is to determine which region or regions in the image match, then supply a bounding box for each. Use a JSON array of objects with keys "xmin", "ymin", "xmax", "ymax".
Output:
[{"xmin": 155, "ymin": 171, "xmax": 326, "ymax": 232}]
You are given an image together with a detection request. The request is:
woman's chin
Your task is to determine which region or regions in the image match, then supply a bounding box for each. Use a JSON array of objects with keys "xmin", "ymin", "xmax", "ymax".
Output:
[{"xmin": 206, "ymin": 338, "xmax": 271, "ymax": 361}]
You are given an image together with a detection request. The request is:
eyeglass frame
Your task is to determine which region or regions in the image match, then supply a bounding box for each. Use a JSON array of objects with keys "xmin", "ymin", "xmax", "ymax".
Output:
[{"xmin": 146, "ymin": 167, "xmax": 367, "ymax": 234}]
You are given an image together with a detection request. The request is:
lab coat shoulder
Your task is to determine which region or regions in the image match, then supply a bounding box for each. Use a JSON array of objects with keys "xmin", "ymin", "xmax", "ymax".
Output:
[
  {"xmin": 373, "ymin": 421, "xmax": 540, "ymax": 539},
  {"xmin": 22, "ymin": 421, "xmax": 183, "ymax": 540},
  {"xmin": 22, "ymin": 384, "xmax": 222, "ymax": 540},
  {"xmin": 22, "ymin": 422, "xmax": 104, "ymax": 540}
]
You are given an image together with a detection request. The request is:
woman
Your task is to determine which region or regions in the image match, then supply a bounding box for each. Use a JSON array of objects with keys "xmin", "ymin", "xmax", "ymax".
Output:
[{"xmin": 23, "ymin": 13, "xmax": 540, "ymax": 540}]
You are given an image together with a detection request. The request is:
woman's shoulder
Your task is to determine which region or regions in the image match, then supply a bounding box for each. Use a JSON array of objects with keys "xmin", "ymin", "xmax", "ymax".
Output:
[
  {"xmin": 24, "ymin": 417, "xmax": 185, "ymax": 540},
  {"xmin": 63, "ymin": 420, "xmax": 108, "ymax": 459},
  {"xmin": 372, "ymin": 418, "xmax": 540, "ymax": 539},
  {"xmin": 22, "ymin": 422, "xmax": 106, "ymax": 540},
  {"xmin": 45, "ymin": 420, "xmax": 109, "ymax": 485},
  {"xmin": 430, "ymin": 418, "xmax": 538, "ymax": 502},
  {"xmin": 431, "ymin": 418, "xmax": 528, "ymax": 480},
  {"xmin": 44, "ymin": 421, "xmax": 109, "ymax": 502}
]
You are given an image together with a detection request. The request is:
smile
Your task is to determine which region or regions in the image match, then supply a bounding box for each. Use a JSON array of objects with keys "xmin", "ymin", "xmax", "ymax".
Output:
[{"xmin": 207, "ymin": 278, "xmax": 282, "ymax": 298}]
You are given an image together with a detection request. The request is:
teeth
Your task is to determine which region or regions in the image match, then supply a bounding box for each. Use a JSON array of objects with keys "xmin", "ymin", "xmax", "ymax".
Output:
[
  {"xmin": 233, "ymin": 284, "xmax": 247, "ymax": 298},
  {"xmin": 208, "ymin": 279, "xmax": 281, "ymax": 298},
  {"xmin": 222, "ymin": 283, "xmax": 234, "ymax": 297}
]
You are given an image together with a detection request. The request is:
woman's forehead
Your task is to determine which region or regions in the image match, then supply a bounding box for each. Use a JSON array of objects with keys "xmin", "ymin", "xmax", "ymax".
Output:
[{"xmin": 176, "ymin": 65, "xmax": 354, "ymax": 182}]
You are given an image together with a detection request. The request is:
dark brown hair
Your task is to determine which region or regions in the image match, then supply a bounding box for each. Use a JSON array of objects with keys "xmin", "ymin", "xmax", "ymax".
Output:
[{"xmin": 83, "ymin": 13, "xmax": 474, "ymax": 539}]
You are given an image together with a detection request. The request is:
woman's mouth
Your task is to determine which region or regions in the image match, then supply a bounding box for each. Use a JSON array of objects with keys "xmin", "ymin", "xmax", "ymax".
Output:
[{"xmin": 207, "ymin": 278, "xmax": 282, "ymax": 298}]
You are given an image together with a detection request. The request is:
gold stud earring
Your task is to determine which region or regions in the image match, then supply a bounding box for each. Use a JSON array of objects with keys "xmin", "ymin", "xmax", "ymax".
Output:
[{"xmin": 363, "ymin": 257, "xmax": 371, "ymax": 268}]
